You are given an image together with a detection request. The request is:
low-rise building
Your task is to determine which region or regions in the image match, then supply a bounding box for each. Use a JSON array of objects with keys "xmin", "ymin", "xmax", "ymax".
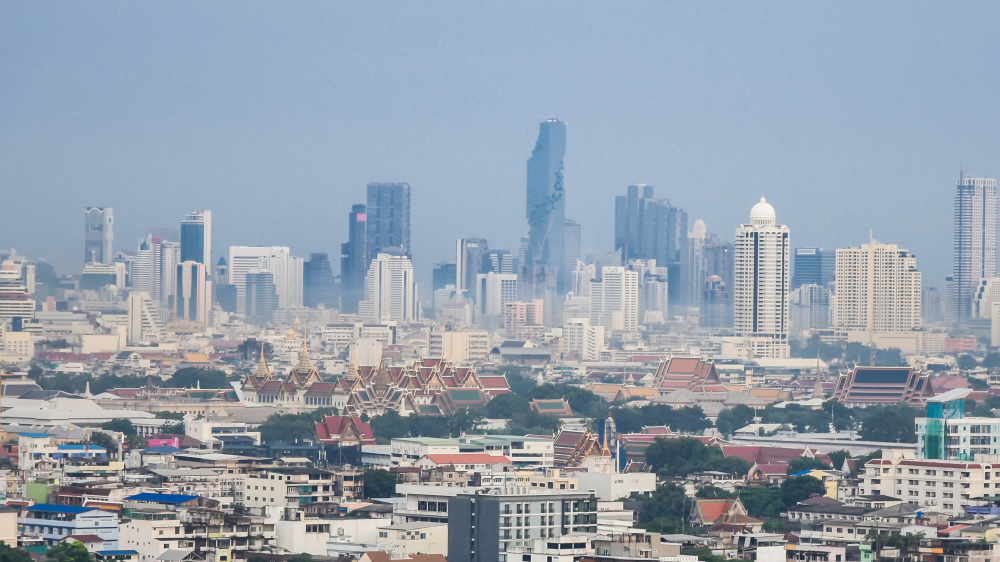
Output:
[
  {"xmin": 20, "ymin": 504, "xmax": 119, "ymax": 547},
  {"xmin": 375, "ymin": 521, "xmax": 448, "ymax": 556}
]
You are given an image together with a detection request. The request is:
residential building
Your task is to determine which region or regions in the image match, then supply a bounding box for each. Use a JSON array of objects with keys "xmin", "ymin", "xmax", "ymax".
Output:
[
  {"xmin": 951, "ymin": 176, "xmax": 998, "ymax": 324},
  {"xmin": 734, "ymin": 197, "xmax": 790, "ymax": 358},
  {"xmin": 376, "ymin": 521, "xmax": 448, "ymax": 557},
  {"xmin": 341, "ymin": 203, "xmax": 368, "ymax": 313},
  {"xmin": 505, "ymin": 300, "xmax": 544, "ymax": 340},
  {"xmin": 832, "ymin": 242, "xmax": 921, "ymax": 336},
  {"xmin": 447, "ymin": 488, "xmax": 598, "ymax": 562},
  {"xmin": 303, "ymin": 252, "xmax": 338, "ymax": 309},
  {"xmin": 427, "ymin": 329, "xmax": 491, "ymax": 365},
  {"xmin": 20, "ymin": 505, "xmax": 118, "ymax": 547},
  {"xmin": 524, "ymin": 119, "xmax": 567, "ymax": 296},
  {"xmin": 686, "ymin": 219, "xmax": 707, "ymax": 307},
  {"xmin": 180, "ymin": 211, "xmax": 212, "ymax": 266},
  {"xmin": 613, "ymin": 184, "xmax": 688, "ymax": 306},
  {"xmin": 562, "ymin": 318, "xmax": 605, "ymax": 361},
  {"xmin": 85, "ymin": 207, "xmax": 114, "ymax": 265},
  {"xmin": 158, "ymin": 240, "xmax": 181, "ymax": 307},
  {"xmin": 859, "ymin": 449, "xmax": 995, "ymax": 516},
  {"xmin": 564, "ymin": 219, "xmax": 581, "ymax": 290},
  {"xmin": 366, "ymin": 182, "xmax": 411, "ymax": 262},
  {"xmin": 243, "ymin": 467, "xmax": 339, "ymax": 513},
  {"xmin": 456, "ymin": 238, "xmax": 488, "ymax": 295},
  {"xmin": 916, "ymin": 388, "xmax": 1000, "ymax": 461},
  {"xmin": 793, "ymin": 247, "xmax": 835, "ymax": 289},
  {"xmin": 589, "ymin": 266, "xmax": 638, "ymax": 332},
  {"xmin": 791, "ymin": 283, "xmax": 832, "ymax": 334},
  {"xmin": 359, "ymin": 252, "xmax": 418, "ymax": 323},
  {"xmin": 483, "ymin": 250, "xmax": 514, "ymax": 275}
]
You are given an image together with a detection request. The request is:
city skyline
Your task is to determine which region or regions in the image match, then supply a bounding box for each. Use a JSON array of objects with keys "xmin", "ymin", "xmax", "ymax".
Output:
[{"xmin": 2, "ymin": 3, "xmax": 999, "ymax": 290}]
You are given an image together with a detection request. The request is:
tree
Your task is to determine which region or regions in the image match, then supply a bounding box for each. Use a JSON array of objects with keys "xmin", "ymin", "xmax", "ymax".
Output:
[
  {"xmin": 786, "ymin": 456, "xmax": 832, "ymax": 475},
  {"xmin": 370, "ymin": 411, "xmax": 410, "ymax": 441},
  {"xmin": 101, "ymin": 419, "xmax": 137, "ymax": 435},
  {"xmin": 0, "ymin": 541, "xmax": 32, "ymax": 562},
  {"xmin": 737, "ymin": 486, "xmax": 785, "ymax": 518},
  {"xmin": 957, "ymin": 354, "xmax": 979, "ymax": 371},
  {"xmin": 762, "ymin": 519, "xmax": 785, "ymax": 533},
  {"xmin": 715, "ymin": 405, "xmax": 755, "ymax": 436},
  {"xmin": 486, "ymin": 392, "xmax": 531, "ymax": 418},
  {"xmin": 364, "ymin": 468, "xmax": 397, "ymax": 498},
  {"xmin": 89, "ymin": 431, "xmax": 118, "ymax": 454},
  {"xmin": 288, "ymin": 554, "xmax": 314, "ymax": 562},
  {"xmin": 447, "ymin": 408, "xmax": 485, "ymax": 436},
  {"xmin": 983, "ymin": 353, "xmax": 1000, "ymax": 368},
  {"xmin": 633, "ymin": 483, "xmax": 688, "ymax": 534},
  {"xmin": 165, "ymin": 368, "xmax": 230, "ymax": 389},
  {"xmin": 695, "ymin": 486, "xmax": 736, "ymax": 499},
  {"xmin": 125, "ymin": 434, "xmax": 148, "ymax": 451},
  {"xmin": 257, "ymin": 408, "xmax": 337, "ymax": 443},
  {"xmin": 645, "ymin": 437, "xmax": 751, "ymax": 477},
  {"xmin": 858, "ymin": 406, "xmax": 917, "ymax": 443},
  {"xmin": 161, "ymin": 422, "xmax": 185, "ymax": 435},
  {"xmin": 780, "ymin": 475, "xmax": 827, "ymax": 506},
  {"xmin": 45, "ymin": 541, "xmax": 94, "ymax": 562}
]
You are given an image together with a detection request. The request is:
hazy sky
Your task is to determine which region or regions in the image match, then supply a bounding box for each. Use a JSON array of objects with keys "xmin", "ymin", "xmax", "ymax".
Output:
[{"xmin": 2, "ymin": 2, "xmax": 999, "ymax": 290}]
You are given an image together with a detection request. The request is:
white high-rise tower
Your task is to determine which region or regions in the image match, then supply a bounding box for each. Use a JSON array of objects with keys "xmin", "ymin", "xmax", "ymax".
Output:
[
  {"xmin": 951, "ymin": 176, "xmax": 998, "ymax": 324},
  {"xmin": 359, "ymin": 252, "xmax": 418, "ymax": 323},
  {"xmin": 734, "ymin": 197, "xmax": 790, "ymax": 358}
]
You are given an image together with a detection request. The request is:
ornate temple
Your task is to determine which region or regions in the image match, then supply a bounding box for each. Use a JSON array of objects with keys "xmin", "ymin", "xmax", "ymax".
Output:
[{"xmin": 241, "ymin": 343, "xmax": 345, "ymax": 410}]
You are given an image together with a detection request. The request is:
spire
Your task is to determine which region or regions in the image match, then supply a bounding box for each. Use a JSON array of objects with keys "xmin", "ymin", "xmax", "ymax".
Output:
[
  {"xmin": 84, "ymin": 381, "xmax": 92, "ymax": 397},
  {"xmin": 254, "ymin": 346, "xmax": 272, "ymax": 379}
]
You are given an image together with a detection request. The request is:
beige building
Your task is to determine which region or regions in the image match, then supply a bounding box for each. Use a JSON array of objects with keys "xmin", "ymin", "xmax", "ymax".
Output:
[
  {"xmin": 376, "ymin": 521, "xmax": 448, "ymax": 556},
  {"xmin": 426, "ymin": 329, "xmax": 491, "ymax": 365},
  {"xmin": 832, "ymin": 242, "xmax": 921, "ymax": 339}
]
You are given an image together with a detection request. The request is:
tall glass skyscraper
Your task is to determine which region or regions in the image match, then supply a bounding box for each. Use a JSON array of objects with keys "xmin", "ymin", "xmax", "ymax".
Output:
[
  {"xmin": 180, "ymin": 210, "xmax": 212, "ymax": 266},
  {"xmin": 304, "ymin": 253, "xmax": 338, "ymax": 309},
  {"xmin": 525, "ymin": 119, "xmax": 567, "ymax": 292},
  {"xmin": 792, "ymin": 247, "xmax": 835, "ymax": 289},
  {"xmin": 366, "ymin": 183, "xmax": 411, "ymax": 263},
  {"xmin": 340, "ymin": 203, "xmax": 367, "ymax": 313},
  {"xmin": 950, "ymin": 176, "xmax": 997, "ymax": 324}
]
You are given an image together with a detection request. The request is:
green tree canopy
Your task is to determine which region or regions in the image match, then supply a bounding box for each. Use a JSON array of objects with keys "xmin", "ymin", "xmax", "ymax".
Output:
[
  {"xmin": 695, "ymin": 486, "xmax": 736, "ymax": 499},
  {"xmin": 364, "ymin": 468, "xmax": 397, "ymax": 498},
  {"xmin": 780, "ymin": 475, "xmax": 827, "ymax": 506},
  {"xmin": 101, "ymin": 418, "xmax": 136, "ymax": 435},
  {"xmin": 45, "ymin": 540, "xmax": 94, "ymax": 562},
  {"xmin": 165, "ymin": 368, "xmax": 230, "ymax": 389},
  {"xmin": 827, "ymin": 450, "xmax": 851, "ymax": 471},
  {"xmin": 0, "ymin": 541, "xmax": 32, "ymax": 562},
  {"xmin": 645, "ymin": 437, "xmax": 751, "ymax": 477},
  {"xmin": 257, "ymin": 407, "xmax": 337, "ymax": 443},
  {"xmin": 486, "ymin": 392, "xmax": 531, "ymax": 418},
  {"xmin": 786, "ymin": 456, "xmax": 832, "ymax": 475},
  {"xmin": 715, "ymin": 405, "xmax": 756, "ymax": 436},
  {"xmin": 858, "ymin": 405, "xmax": 917, "ymax": 443}
]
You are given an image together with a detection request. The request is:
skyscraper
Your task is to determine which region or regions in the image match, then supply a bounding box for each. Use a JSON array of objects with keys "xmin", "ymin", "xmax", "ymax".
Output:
[
  {"xmin": 456, "ymin": 238, "xmax": 488, "ymax": 295},
  {"xmin": 613, "ymin": 185, "xmax": 688, "ymax": 306},
  {"xmin": 524, "ymin": 119, "xmax": 567, "ymax": 294},
  {"xmin": 563, "ymin": 219, "xmax": 581, "ymax": 289},
  {"xmin": 84, "ymin": 207, "xmax": 114, "ymax": 265},
  {"xmin": 734, "ymin": 197, "xmax": 790, "ymax": 358},
  {"xmin": 158, "ymin": 241, "xmax": 180, "ymax": 307},
  {"xmin": 686, "ymin": 219, "xmax": 707, "ymax": 307},
  {"xmin": 833, "ymin": 242, "xmax": 922, "ymax": 335},
  {"xmin": 245, "ymin": 271, "xmax": 279, "ymax": 323},
  {"xmin": 792, "ymin": 247, "xmax": 836, "ymax": 289},
  {"xmin": 589, "ymin": 266, "xmax": 639, "ymax": 332},
  {"xmin": 175, "ymin": 261, "xmax": 209, "ymax": 324},
  {"xmin": 366, "ymin": 183, "xmax": 411, "ymax": 263},
  {"xmin": 180, "ymin": 211, "xmax": 212, "ymax": 266},
  {"xmin": 475, "ymin": 272, "xmax": 518, "ymax": 317},
  {"xmin": 951, "ymin": 176, "xmax": 998, "ymax": 324},
  {"xmin": 131, "ymin": 237, "xmax": 153, "ymax": 293},
  {"xmin": 359, "ymin": 252, "xmax": 418, "ymax": 323},
  {"xmin": 303, "ymin": 252, "xmax": 338, "ymax": 309},
  {"xmin": 482, "ymin": 250, "xmax": 514, "ymax": 274},
  {"xmin": 228, "ymin": 246, "xmax": 298, "ymax": 313},
  {"xmin": 340, "ymin": 203, "xmax": 367, "ymax": 313}
]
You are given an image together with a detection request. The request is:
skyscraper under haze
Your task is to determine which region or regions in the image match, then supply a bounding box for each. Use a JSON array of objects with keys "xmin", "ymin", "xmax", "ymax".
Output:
[
  {"xmin": 951, "ymin": 176, "xmax": 998, "ymax": 324},
  {"xmin": 792, "ymin": 247, "xmax": 835, "ymax": 289},
  {"xmin": 524, "ymin": 119, "xmax": 567, "ymax": 295},
  {"xmin": 340, "ymin": 203, "xmax": 368, "ymax": 313},
  {"xmin": 613, "ymin": 185, "xmax": 688, "ymax": 306},
  {"xmin": 180, "ymin": 211, "xmax": 212, "ymax": 266},
  {"xmin": 303, "ymin": 253, "xmax": 338, "ymax": 309},
  {"xmin": 734, "ymin": 198, "xmax": 790, "ymax": 358},
  {"xmin": 456, "ymin": 238, "xmax": 488, "ymax": 295},
  {"xmin": 366, "ymin": 183, "xmax": 410, "ymax": 263},
  {"xmin": 84, "ymin": 207, "xmax": 114, "ymax": 265}
]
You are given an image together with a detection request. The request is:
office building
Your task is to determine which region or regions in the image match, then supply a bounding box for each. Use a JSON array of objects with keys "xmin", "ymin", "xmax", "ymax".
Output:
[
  {"xmin": 734, "ymin": 197, "xmax": 790, "ymax": 358},
  {"xmin": 923, "ymin": 287, "xmax": 943, "ymax": 324},
  {"xmin": 427, "ymin": 328, "xmax": 492, "ymax": 364},
  {"xmin": 563, "ymin": 318, "xmax": 605, "ymax": 361},
  {"xmin": 456, "ymin": 238, "xmax": 488, "ymax": 295},
  {"xmin": 505, "ymin": 300, "xmax": 544, "ymax": 340},
  {"xmin": 127, "ymin": 292, "xmax": 163, "ymax": 344},
  {"xmin": 570, "ymin": 261, "xmax": 595, "ymax": 298},
  {"xmin": 84, "ymin": 207, "xmax": 114, "ymax": 265},
  {"xmin": 228, "ymin": 246, "xmax": 302, "ymax": 312},
  {"xmin": 340, "ymin": 203, "xmax": 367, "ymax": 313},
  {"xmin": 158, "ymin": 240, "xmax": 180, "ymax": 307},
  {"xmin": 483, "ymin": 250, "xmax": 514, "ymax": 274},
  {"xmin": 589, "ymin": 266, "xmax": 639, "ymax": 332},
  {"xmin": 793, "ymin": 248, "xmax": 835, "ymax": 289},
  {"xmin": 701, "ymin": 275, "xmax": 732, "ymax": 329},
  {"xmin": 359, "ymin": 252, "xmax": 418, "ymax": 323},
  {"xmin": 563, "ymin": 219, "xmax": 581, "ymax": 290},
  {"xmin": 832, "ymin": 242, "xmax": 921, "ymax": 335},
  {"xmin": 0, "ymin": 261, "xmax": 35, "ymax": 321},
  {"xmin": 174, "ymin": 261, "xmax": 209, "ymax": 324},
  {"xmin": 80, "ymin": 262, "xmax": 127, "ymax": 291},
  {"xmin": 366, "ymin": 183, "xmax": 411, "ymax": 262},
  {"xmin": 447, "ymin": 488, "xmax": 598, "ymax": 562},
  {"xmin": 131, "ymin": 237, "xmax": 153, "ymax": 294},
  {"xmin": 475, "ymin": 272, "xmax": 518, "ymax": 317},
  {"xmin": 245, "ymin": 271, "xmax": 279, "ymax": 323},
  {"xmin": 790, "ymin": 283, "xmax": 831, "ymax": 334},
  {"xmin": 686, "ymin": 219, "xmax": 707, "ymax": 307},
  {"xmin": 180, "ymin": 210, "xmax": 212, "ymax": 266},
  {"xmin": 951, "ymin": 176, "xmax": 998, "ymax": 324},
  {"xmin": 613, "ymin": 184, "xmax": 688, "ymax": 305},
  {"xmin": 303, "ymin": 253, "xmax": 338, "ymax": 309},
  {"xmin": 524, "ymin": 119, "xmax": 567, "ymax": 295}
]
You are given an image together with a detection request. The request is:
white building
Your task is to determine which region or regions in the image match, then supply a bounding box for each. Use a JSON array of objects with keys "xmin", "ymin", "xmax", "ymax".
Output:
[
  {"xmin": 974, "ymin": 277, "xmax": 1000, "ymax": 319},
  {"xmin": 570, "ymin": 261, "xmax": 596, "ymax": 298},
  {"xmin": 686, "ymin": 219, "xmax": 707, "ymax": 307},
  {"xmin": 127, "ymin": 292, "xmax": 164, "ymax": 344},
  {"xmin": 158, "ymin": 241, "xmax": 181, "ymax": 307},
  {"xmin": 20, "ymin": 505, "xmax": 118, "ymax": 547},
  {"xmin": 589, "ymin": 266, "xmax": 639, "ymax": 332},
  {"xmin": 427, "ymin": 329, "xmax": 491, "ymax": 364},
  {"xmin": 790, "ymin": 283, "xmax": 831, "ymax": 335},
  {"xmin": 228, "ymin": 246, "xmax": 303, "ymax": 312},
  {"xmin": 376, "ymin": 521, "xmax": 448, "ymax": 557},
  {"xmin": 0, "ymin": 261, "xmax": 35, "ymax": 321},
  {"xmin": 951, "ymin": 176, "xmax": 998, "ymax": 323},
  {"xmin": 475, "ymin": 272, "xmax": 518, "ymax": 317},
  {"xmin": 562, "ymin": 318, "xmax": 605, "ymax": 361},
  {"xmin": 832, "ymin": 242, "xmax": 921, "ymax": 336},
  {"xmin": 174, "ymin": 261, "xmax": 210, "ymax": 324},
  {"xmin": 131, "ymin": 237, "xmax": 154, "ymax": 294},
  {"xmin": 84, "ymin": 206, "xmax": 114, "ymax": 265},
  {"xmin": 734, "ymin": 197, "xmax": 790, "ymax": 358},
  {"xmin": 359, "ymin": 253, "xmax": 418, "ymax": 323}
]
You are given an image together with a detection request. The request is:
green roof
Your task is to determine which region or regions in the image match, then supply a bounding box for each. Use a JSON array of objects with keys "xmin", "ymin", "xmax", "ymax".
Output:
[{"xmin": 447, "ymin": 389, "xmax": 485, "ymax": 401}]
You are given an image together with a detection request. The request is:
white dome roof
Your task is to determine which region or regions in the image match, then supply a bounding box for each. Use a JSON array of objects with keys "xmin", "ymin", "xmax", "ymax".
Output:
[
  {"xmin": 690, "ymin": 219, "xmax": 706, "ymax": 239},
  {"xmin": 749, "ymin": 197, "xmax": 776, "ymax": 226}
]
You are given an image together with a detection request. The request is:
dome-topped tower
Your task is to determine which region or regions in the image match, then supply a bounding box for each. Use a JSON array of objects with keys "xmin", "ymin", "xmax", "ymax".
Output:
[{"xmin": 749, "ymin": 197, "xmax": 776, "ymax": 226}]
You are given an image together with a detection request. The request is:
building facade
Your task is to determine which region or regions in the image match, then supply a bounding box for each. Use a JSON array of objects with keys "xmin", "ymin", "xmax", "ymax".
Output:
[
  {"xmin": 832, "ymin": 242, "xmax": 921, "ymax": 335},
  {"xmin": 589, "ymin": 266, "xmax": 639, "ymax": 332},
  {"xmin": 951, "ymin": 176, "xmax": 998, "ymax": 324},
  {"xmin": 366, "ymin": 183, "xmax": 411, "ymax": 262},
  {"xmin": 733, "ymin": 198, "xmax": 790, "ymax": 358},
  {"xmin": 359, "ymin": 252, "xmax": 418, "ymax": 323},
  {"xmin": 793, "ymin": 247, "xmax": 835, "ymax": 289},
  {"xmin": 84, "ymin": 207, "xmax": 114, "ymax": 265},
  {"xmin": 340, "ymin": 203, "xmax": 368, "ymax": 313},
  {"xmin": 180, "ymin": 210, "xmax": 212, "ymax": 266},
  {"xmin": 303, "ymin": 252, "xmax": 338, "ymax": 309},
  {"xmin": 524, "ymin": 119, "xmax": 567, "ymax": 295}
]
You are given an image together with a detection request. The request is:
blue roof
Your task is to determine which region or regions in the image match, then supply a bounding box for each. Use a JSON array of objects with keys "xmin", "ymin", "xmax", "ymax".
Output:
[
  {"xmin": 126, "ymin": 493, "xmax": 200, "ymax": 504},
  {"xmin": 26, "ymin": 504, "xmax": 95, "ymax": 514},
  {"xmin": 18, "ymin": 432, "xmax": 50, "ymax": 438},
  {"xmin": 790, "ymin": 470, "xmax": 813, "ymax": 476},
  {"xmin": 96, "ymin": 551, "xmax": 139, "ymax": 556},
  {"xmin": 58, "ymin": 445, "xmax": 106, "ymax": 451}
]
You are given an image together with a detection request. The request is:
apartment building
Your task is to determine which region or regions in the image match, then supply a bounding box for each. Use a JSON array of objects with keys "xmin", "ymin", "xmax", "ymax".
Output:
[
  {"xmin": 243, "ymin": 467, "xmax": 337, "ymax": 513},
  {"xmin": 19, "ymin": 505, "xmax": 119, "ymax": 547}
]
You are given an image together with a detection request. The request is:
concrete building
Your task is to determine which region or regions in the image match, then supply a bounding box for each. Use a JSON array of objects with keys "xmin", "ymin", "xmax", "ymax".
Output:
[
  {"xmin": 447, "ymin": 488, "xmax": 598, "ymax": 562},
  {"xmin": 243, "ymin": 467, "xmax": 338, "ymax": 514},
  {"xmin": 562, "ymin": 318, "xmax": 605, "ymax": 361},
  {"xmin": 174, "ymin": 261, "xmax": 209, "ymax": 324},
  {"xmin": 376, "ymin": 521, "xmax": 448, "ymax": 557},
  {"xmin": 563, "ymin": 219, "xmax": 581, "ymax": 291},
  {"xmin": 589, "ymin": 266, "xmax": 639, "ymax": 332},
  {"xmin": 80, "ymin": 262, "xmax": 127, "ymax": 291},
  {"xmin": 303, "ymin": 252, "xmax": 338, "ymax": 309},
  {"xmin": 686, "ymin": 219, "xmax": 707, "ymax": 308},
  {"xmin": 475, "ymin": 272, "xmax": 518, "ymax": 318},
  {"xmin": 359, "ymin": 252, "xmax": 418, "ymax": 323},
  {"xmin": 127, "ymin": 292, "xmax": 163, "ymax": 344},
  {"xmin": 793, "ymin": 247, "xmax": 835, "ymax": 289},
  {"xmin": 734, "ymin": 197, "xmax": 790, "ymax": 358},
  {"xmin": 0, "ymin": 261, "xmax": 35, "ymax": 321},
  {"xmin": 427, "ymin": 329, "xmax": 491, "ymax": 365},
  {"xmin": 341, "ymin": 203, "xmax": 368, "ymax": 313},
  {"xmin": 832, "ymin": 242, "xmax": 921, "ymax": 337},
  {"xmin": 951, "ymin": 176, "xmax": 998, "ymax": 324},
  {"xmin": 84, "ymin": 207, "xmax": 114, "ymax": 265},
  {"xmin": 228, "ymin": 246, "xmax": 302, "ymax": 312},
  {"xmin": 456, "ymin": 238, "xmax": 488, "ymax": 295},
  {"xmin": 859, "ymin": 449, "xmax": 994, "ymax": 517},
  {"xmin": 245, "ymin": 271, "xmax": 279, "ymax": 323},
  {"xmin": 21, "ymin": 505, "xmax": 118, "ymax": 547},
  {"xmin": 790, "ymin": 283, "xmax": 831, "ymax": 335},
  {"xmin": 504, "ymin": 300, "xmax": 545, "ymax": 340}
]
